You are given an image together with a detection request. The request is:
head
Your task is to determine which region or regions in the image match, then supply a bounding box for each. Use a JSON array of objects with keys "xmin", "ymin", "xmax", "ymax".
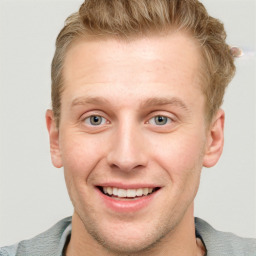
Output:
[{"xmin": 47, "ymin": 0, "xmax": 235, "ymax": 255}]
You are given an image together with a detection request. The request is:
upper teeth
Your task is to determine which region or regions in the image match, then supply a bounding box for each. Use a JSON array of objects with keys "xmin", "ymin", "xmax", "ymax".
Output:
[{"xmin": 102, "ymin": 187, "xmax": 154, "ymax": 198}]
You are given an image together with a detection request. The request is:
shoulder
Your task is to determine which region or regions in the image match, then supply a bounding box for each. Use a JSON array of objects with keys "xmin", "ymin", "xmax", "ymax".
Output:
[
  {"xmin": 195, "ymin": 217, "xmax": 256, "ymax": 256},
  {"xmin": 0, "ymin": 217, "xmax": 72, "ymax": 256}
]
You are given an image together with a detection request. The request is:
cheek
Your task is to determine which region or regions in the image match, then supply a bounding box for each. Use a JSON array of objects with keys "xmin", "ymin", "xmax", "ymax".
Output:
[
  {"xmin": 60, "ymin": 134, "xmax": 106, "ymax": 178},
  {"xmin": 149, "ymin": 131, "xmax": 206, "ymax": 181},
  {"xmin": 60, "ymin": 134, "xmax": 107, "ymax": 209}
]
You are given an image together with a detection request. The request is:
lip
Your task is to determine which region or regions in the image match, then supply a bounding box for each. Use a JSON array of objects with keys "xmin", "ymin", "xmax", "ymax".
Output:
[{"xmin": 95, "ymin": 184, "xmax": 161, "ymax": 213}]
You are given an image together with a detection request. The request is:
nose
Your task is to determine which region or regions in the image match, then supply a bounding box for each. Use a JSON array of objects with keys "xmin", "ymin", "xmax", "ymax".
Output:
[{"xmin": 107, "ymin": 121, "xmax": 148, "ymax": 172}]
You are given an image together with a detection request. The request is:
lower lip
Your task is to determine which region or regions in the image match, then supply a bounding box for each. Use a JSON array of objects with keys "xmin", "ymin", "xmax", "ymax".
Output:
[{"xmin": 96, "ymin": 188, "xmax": 160, "ymax": 213}]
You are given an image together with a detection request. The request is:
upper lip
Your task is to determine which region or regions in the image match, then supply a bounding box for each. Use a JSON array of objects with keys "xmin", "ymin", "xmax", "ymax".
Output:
[{"xmin": 96, "ymin": 182, "xmax": 160, "ymax": 189}]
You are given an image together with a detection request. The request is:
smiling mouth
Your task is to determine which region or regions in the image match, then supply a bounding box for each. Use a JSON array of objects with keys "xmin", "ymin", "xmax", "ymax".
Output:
[{"xmin": 97, "ymin": 186, "xmax": 160, "ymax": 200}]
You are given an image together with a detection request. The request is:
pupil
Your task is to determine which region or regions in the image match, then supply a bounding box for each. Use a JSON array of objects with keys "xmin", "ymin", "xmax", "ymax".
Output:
[
  {"xmin": 156, "ymin": 116, "xmax": 167, "ymax": 125},
  {"xmin": 91, "ymin": 116, "xmax": 101, "ymax": 125}
]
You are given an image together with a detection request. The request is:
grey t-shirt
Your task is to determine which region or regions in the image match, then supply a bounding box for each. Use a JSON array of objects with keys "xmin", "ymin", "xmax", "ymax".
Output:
[{"xmin": 1, "ymin": 217, "xmax": 255, "ymax": 256}]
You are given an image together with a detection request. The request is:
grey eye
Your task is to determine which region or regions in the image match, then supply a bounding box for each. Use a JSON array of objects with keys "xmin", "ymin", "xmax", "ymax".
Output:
[
  {"xmin": 149, "ymin": 116, "xmax": 171, "ymax": 126},
  {"xmin": 85, "ymin": 115, "xmax": 106, "ymax": 126}
]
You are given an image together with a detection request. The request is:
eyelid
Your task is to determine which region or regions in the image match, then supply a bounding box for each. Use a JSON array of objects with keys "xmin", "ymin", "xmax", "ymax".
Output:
[{"xmin": 81, "ymin": 110, "xmax": 107, "ymax": 119}]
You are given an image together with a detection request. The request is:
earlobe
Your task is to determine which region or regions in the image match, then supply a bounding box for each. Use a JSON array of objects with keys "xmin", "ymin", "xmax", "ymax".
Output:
[
  {"xmin": 45, "ymin": 110, "xmax": 63, "ymax": 168},
  {"xmin": 203, "ymin": 109, "xmax": 225, "ymax": 168}
]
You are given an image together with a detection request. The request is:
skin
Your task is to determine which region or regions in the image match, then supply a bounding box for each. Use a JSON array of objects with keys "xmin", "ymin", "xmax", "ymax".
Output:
[{"xmin": 46, "ymin": 30, "xmax": 224, "ymax": 256}]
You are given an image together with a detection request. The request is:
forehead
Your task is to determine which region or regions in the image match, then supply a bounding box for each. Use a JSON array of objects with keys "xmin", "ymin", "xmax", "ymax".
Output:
[{"xmin": 62, "ymin": 31, "xmax": 204, "ymax": 106}]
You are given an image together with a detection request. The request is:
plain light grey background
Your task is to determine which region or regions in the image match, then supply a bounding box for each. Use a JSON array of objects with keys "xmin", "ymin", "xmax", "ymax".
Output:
[{"xmin": 0, "ymin": 0, "xmax": 255, "ymax": 246}]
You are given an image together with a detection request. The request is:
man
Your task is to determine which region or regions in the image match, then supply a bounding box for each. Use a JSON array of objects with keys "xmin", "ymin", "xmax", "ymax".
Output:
[{"xmin": 1, "ymin": 0, "xmax": 255, "ymax": 255}]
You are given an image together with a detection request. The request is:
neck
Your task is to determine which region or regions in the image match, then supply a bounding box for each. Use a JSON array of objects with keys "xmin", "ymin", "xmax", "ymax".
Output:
[{"xmin": 65, "ymin": 205, "xmax": 204, "ymax": 256}]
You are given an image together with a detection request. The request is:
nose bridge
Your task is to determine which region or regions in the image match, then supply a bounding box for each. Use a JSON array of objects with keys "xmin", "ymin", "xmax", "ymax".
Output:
[{"xmin": 107, "ymin": 115, "xmax": 147, "ymax": 171}]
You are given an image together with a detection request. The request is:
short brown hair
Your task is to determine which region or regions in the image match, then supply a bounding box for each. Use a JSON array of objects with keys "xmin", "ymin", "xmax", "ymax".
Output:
[{"xmin": 51, "ymin": 0, "xmax": 236, "ymax": 127}]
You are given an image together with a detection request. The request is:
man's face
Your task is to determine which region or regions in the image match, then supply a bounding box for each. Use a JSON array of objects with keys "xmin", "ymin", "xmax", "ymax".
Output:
[{"xmin": 48, "ymin": 31, "xmax": 221, "ymax": 253}]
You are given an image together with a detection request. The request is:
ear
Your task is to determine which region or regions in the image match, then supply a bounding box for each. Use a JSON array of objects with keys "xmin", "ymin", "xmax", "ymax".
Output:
[
  {"xmin": 203, "ymin": 109, "xmax": 225, "ymax": 168},
  {"xmin": 45, "ymin": 110, "xmax": 63, "ymax": 168}
]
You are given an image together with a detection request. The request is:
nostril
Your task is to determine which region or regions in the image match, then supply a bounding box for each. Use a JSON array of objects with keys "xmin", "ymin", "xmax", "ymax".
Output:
[{"xmin": 106, "ymin": 145, "xmax": 148, "ymax": 172}]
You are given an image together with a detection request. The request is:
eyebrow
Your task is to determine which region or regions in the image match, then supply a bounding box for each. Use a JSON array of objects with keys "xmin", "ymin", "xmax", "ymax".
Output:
[
  {"xmin": 71, "ymin": 96, "xmax": 110, "ymax": 107},
  {"xmin": 71, "ymin": 96, "xmax": 190, "ymax": 112},
  {"xmin": 140, "ymin": 97, "xmax": 190, "ymax": 112}
]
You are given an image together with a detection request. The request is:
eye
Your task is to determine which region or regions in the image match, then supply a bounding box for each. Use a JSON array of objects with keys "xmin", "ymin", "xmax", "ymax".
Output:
[
  {"xmin": 148, "ymin": 115, "xmax": 171, "ymax": 126},
  {"xmin": 84, "ymin": 115, "xmax": 107, "ymax": 126}
]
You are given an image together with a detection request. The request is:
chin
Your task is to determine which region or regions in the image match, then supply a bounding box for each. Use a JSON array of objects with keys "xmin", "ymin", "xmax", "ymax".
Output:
[
  {"xmin": 80, "ymin": 214, "xmax": 173, "ymax": 255},
  {"xmin": 89, "ymin": 230, "xmax": 164, "ymax": 255}
]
